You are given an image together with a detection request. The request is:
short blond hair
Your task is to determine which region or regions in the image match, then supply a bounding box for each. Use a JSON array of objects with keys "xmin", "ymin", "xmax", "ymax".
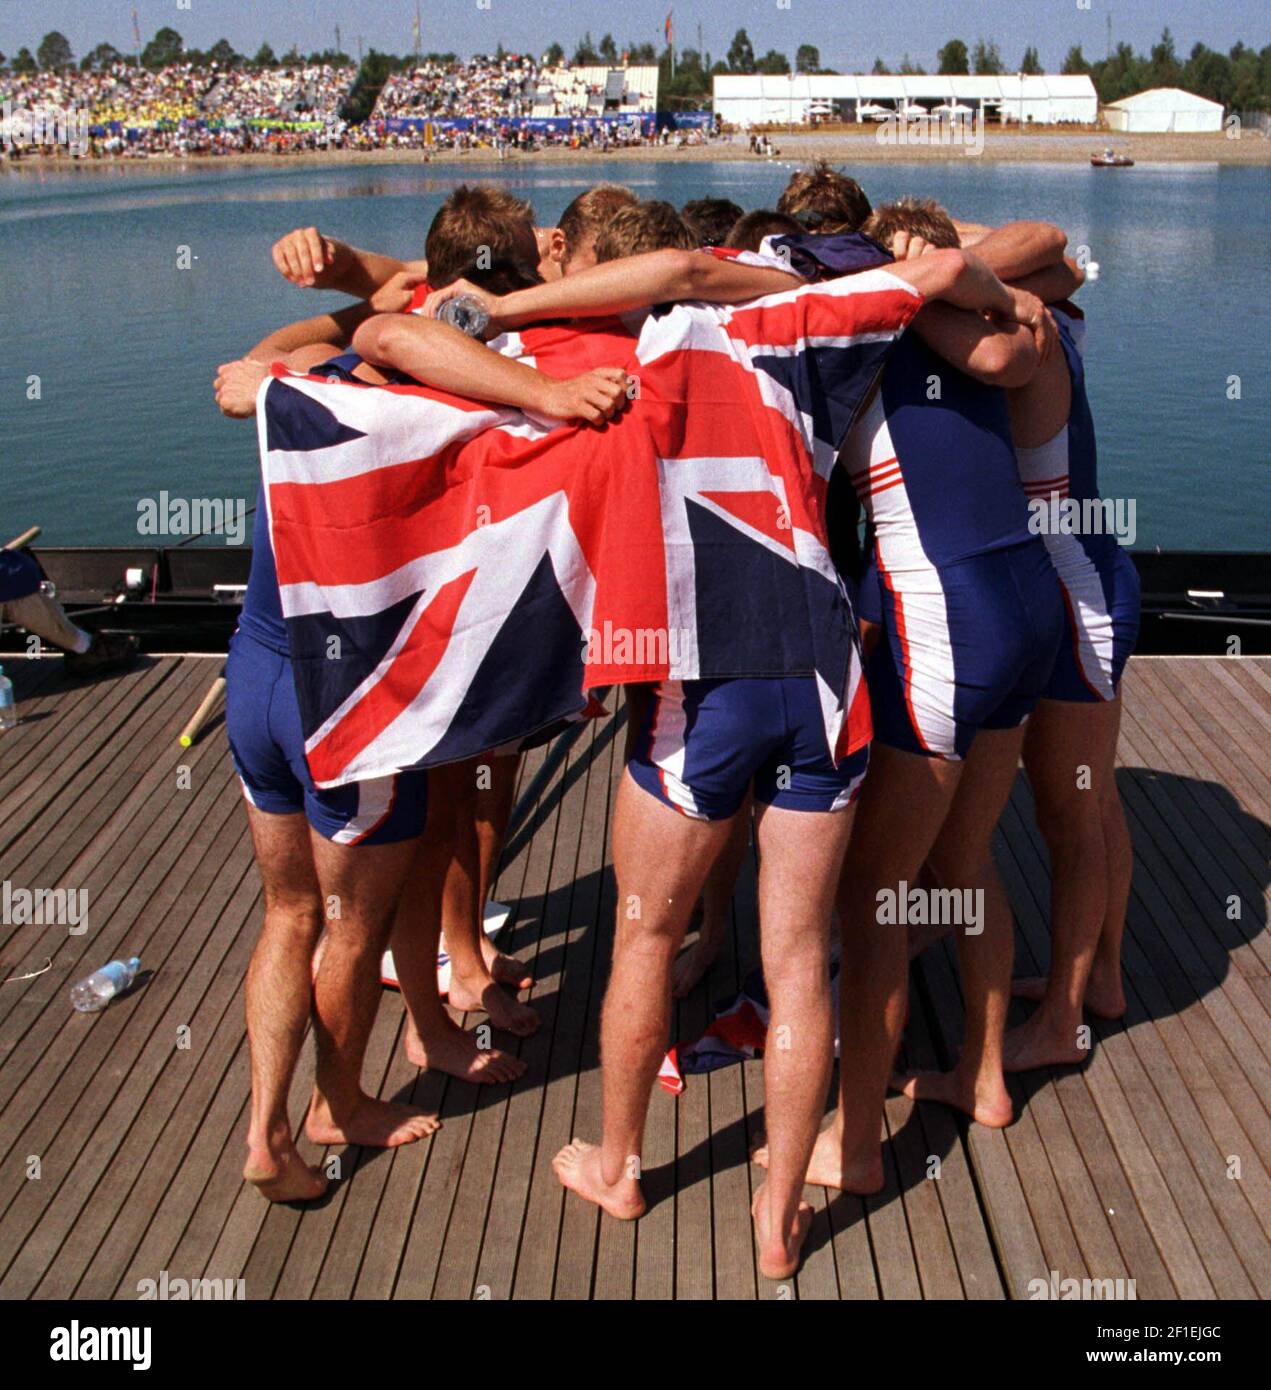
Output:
[
  {"xmin": 863, "ymin": 196, "xmax": 960, "ymax": 251},
  {"xmin": 593, "ymin": 200, "xmax": 697, "ymax": 263},
  {"xmin": 557, "ymin": 183, "xmax": 639, "ymax": 265}
]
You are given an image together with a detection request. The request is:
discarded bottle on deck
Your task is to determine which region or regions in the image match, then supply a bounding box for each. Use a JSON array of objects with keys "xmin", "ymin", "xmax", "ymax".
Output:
[
  {"xmin": 0, "ymin": 665, "xmax": 16, "ymax": 732},
  {"xmin": 71, "ymin": 957, "xmax": 141, "ymax": 1012},
  {"xmin": 436, "ymin": 294, "xmax": 491, "ymax": 339}
]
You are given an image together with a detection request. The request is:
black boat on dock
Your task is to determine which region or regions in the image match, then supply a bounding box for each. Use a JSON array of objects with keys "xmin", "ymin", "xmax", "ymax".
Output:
[{"xmin": 6, "ymin": 543, "xmax": 1269, "ymax": 657}]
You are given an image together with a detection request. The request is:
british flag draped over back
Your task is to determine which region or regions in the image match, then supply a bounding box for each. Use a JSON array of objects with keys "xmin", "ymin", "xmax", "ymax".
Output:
[{"xmin": 258, "ymin": 265, "xmax": 924, "ymax": 788}]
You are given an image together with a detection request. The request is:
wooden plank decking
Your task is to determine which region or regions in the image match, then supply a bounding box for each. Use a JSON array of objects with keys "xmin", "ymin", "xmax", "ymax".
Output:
[{"xmin": 0, "ymin": 654, "xmax": 1267, "ymax": 1299}]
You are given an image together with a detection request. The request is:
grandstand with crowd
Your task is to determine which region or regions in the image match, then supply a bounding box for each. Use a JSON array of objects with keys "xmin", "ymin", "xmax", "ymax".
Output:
[{"xmin": 0, "ymin": 36, "xmax": 704, "ymax": 160}]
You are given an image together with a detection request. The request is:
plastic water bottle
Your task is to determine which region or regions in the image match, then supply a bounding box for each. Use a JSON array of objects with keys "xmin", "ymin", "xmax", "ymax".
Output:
[
  {"xmin": 436, "ymin": 294, "xmax": 491, "ymax": 338},
  {"xmin": 70, "ymin": 957, "xmax": 141, "ymax": 1012},
  {"xmin": 0, "ymin": 666, "xmax": 16, "ymax": 732}
]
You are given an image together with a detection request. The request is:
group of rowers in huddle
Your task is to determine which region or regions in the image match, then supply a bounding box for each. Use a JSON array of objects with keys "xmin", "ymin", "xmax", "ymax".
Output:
[{"xmin": 211, "ymin": 162, "xmax": 1139, "ymax": 1279}]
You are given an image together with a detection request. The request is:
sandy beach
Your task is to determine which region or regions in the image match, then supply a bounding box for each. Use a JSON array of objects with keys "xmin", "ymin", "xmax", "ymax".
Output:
[{"xmin": 5, "ymin": 126, "xmax": 1268, "ymax": 176}]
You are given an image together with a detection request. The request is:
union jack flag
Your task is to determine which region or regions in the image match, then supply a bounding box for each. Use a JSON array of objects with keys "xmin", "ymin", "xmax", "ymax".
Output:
[
  {"xmin": 660, "ymin": 961, "xmax": 843, "ymax": 1093},
  {"xmin": 258, "ymin": 268, "xmax": 924, "ymax": 788}
]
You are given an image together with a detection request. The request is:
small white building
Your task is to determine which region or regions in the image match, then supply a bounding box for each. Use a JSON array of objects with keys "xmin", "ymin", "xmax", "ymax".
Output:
[
  {"xmin": 1103, "ymin": 87, "xmax": 1224, "ymax": 133},
  {"xmin": 711, "ymin": 73, "xmax": 1098, "ymax": 126},
  {"xmin": 534, "ymin": 65, "xmax": 658, "ymax": 117}
]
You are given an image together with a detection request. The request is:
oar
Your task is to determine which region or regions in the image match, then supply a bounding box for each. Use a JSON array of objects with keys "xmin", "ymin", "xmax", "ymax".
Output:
[{"xmin": 178, "ymin": 668, "xmax": 227, "ymax": 748}]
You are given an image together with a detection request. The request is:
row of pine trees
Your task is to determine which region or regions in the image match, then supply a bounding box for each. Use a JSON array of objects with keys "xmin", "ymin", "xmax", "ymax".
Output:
[{"xmin": 5, "ymin": 26, "xmax": 1269, "ymax": 115}]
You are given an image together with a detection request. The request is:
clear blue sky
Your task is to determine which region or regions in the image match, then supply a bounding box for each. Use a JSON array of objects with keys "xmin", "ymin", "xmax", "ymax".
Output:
[{"xmin": 1, "ymin": 0, "xmax": 1262, "ymax": 69}]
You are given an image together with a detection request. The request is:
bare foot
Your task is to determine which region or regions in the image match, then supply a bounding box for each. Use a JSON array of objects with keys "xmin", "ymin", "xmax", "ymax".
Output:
[
  {"xmin": 305, "ymin": 1093, "xmax": 441, "ymax": 1148},
  {"xmin": 552, "ymin": 1138, "xmax": 645, "ymax": 1220},
  {"xmin": 447, "ymin": 968, "xmax": 540, "ymax": 1036},
  {"xmin": 891, "ymin": 1067, "xmax": 1013, "ymax": 1128},
  {"xmin": 752, "ymin": 1124, "xmax": 884, "ymax": 1194},
  {"xmin": 671, "ymin": 929, "xmax": 724, "ymax": 998},
  {"xmin": 243, "ymin": 1143, "xmax": 329, "ymax": 1203},
  {"xmin": 482, "ymin": 941, "xmax": 534, "ymax": 991},
  {"xmin": 1003, "ymin": 1010, "xmax": 1092, "ymax": 1072},
  {"xmin": 403, "ymin": 1015, "xmax": 527, "ymax": 1083},
  {"xmin": 1012, "ymin": 972, "xmax": 1127, "ymax": 1021},
  {"xmin": 751, "ymin": 1182, "xmax": 814, "ymax": 1280}
]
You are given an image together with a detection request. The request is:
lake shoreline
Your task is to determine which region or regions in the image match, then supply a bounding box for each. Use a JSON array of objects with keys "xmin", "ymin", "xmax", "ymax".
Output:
[{"xmin": 4, "ymin": 127, "xmax": 1268, "ymax": 178}]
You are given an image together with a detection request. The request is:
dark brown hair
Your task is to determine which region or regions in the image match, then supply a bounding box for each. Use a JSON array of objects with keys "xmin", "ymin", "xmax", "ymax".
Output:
[
  {"xmin": 724, "ymin": 208, "xmax": 804, "ymax": 252},
  {"xmin": 681, "ymin": 197, "xmax": 745, "ymax": 247},
  {"xmin": 776, "ymin": 160, "xmax": 872, "ymax": 234},
  {"xmin": 424, "ymin": 183, "xmax": 541, "ymax": 291}
]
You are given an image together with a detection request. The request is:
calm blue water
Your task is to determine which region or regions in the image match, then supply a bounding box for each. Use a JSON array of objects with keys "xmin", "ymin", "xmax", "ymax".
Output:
[{"xmin": 0, "ymin": 157, "xmax": 1267, "ymax": 549}]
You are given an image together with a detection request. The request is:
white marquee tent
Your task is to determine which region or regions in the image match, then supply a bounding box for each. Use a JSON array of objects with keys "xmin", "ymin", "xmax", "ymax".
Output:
[
  {"xmin": 712, "ymin": 73, "xmax": 1098, "ymax": 126},
  {"xmin": 1103, "ymin": 87, "xmax": 1225, "ymax": 133}
]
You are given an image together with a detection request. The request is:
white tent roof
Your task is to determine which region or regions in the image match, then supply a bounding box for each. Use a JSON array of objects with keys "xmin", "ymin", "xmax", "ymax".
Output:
[
  {"xmin": 712, "ymin": 72, "xmax": 1096, "ymax": 104},
  {"xmin": 1105, "ymin": 86, "xmax": 1224, "ymax": 112}
]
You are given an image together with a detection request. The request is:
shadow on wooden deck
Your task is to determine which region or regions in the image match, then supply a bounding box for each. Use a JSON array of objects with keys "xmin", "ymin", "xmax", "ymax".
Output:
[{"xmin": 0, "ymin": 655, "xmax": 1266, "ymax": 1298}]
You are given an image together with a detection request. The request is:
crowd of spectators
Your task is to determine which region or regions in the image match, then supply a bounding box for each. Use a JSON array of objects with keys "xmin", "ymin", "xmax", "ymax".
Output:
[
  {"xmin": 4, "ymin": 61, "xmax": 209, "ymax": 128},
  {"xmin": 378, "ymin": 52, "xmax": 540, "ymax": 121},
  {"xmin": 0, "ymin": 52, "xmax": 702, "ymax": 161},
  {"xmin": 200, "ymin": 63, "xmax": 349, "ymax": 122}
]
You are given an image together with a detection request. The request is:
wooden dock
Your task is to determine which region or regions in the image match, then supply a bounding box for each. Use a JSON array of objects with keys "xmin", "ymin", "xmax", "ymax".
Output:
[{"xmin": 0, "ymin": 654, "xmax": 1267, "ymax": 1299}]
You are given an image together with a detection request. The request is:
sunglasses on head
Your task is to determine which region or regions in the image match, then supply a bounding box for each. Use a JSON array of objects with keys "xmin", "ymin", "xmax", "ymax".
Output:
[{"xmin": 792, "ymin": 209, "xmax": 828, "ymax": 231}]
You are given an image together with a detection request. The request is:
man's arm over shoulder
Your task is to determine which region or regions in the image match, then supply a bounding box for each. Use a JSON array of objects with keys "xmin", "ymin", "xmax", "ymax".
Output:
[
  {"xmin": 271, "ymin": 225, "xmax": 423, "ymax": 298},
  {"xmin": 912, "ymin": 303, "xmax": 1040, "ymax": 389}
]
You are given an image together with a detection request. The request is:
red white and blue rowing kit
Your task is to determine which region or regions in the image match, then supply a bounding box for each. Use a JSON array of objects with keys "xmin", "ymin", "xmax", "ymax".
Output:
[
  {"xmin": 627, "ymin": 676, "xmax": 871, "ymax": 820},
  {"xmin": 227, "ymin": 358, "xmax": 428, "ymax": 845},
  {"xmin": 1015, "ymin": 307, "xmax": 1140, "ymax": 702},
  {"xmin": 843, "ymin": 331, "xmax": 1064, "ymax": 760}
]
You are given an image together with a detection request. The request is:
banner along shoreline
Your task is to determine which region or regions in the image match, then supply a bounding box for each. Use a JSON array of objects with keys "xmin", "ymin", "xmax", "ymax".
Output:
[{"xmin": 4, "ymin": 127, "xmax": 1268, "ymax": 176}]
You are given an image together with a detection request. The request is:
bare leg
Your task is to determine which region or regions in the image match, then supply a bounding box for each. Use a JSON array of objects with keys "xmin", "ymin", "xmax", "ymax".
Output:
[
  {"xmin": 756, "ymin": 745, "xmax": 961, "ymax": 1191},
  {"xmin": 241, "ymin": 804, "xmax": 329, "ymax": 1202},
  {"xmin": 749, "ymin": 801, "xmax": 852, "ymax": 1278},
  {"xmin": 897, "ymin": 726, "xmax": 1025, "ymax": 1127},
  {"xmin": 906, "ymin": 864, "xmax": 956, "ymax": 959},
  {"xmin": 434, "ymin": 759, "xmax": 538, "ymax": 1034},
  {"xmin": 474, "ymin": 752, "xmax": 532, "ymax": 988},
  {"xmin": 553, "ymin": 770, "xmax": 734, "ymax": 1219},
  {"xmin": 673, "ymin": 795, "xmax": 751, "ymax": 997},
  {"xmin": 1006, "ymin": 697, "xmax": 1121, "ymax": 1068},
  {"xmin": 393, "ymin": 834, "xmax": 525, "ymax": 1084},
  {"xmin": 1093, "ymin": 757, "xmax": 1132, "ymax": 1018},
  {"xmin": 305, "ymin": 832, "xmax": 440, "ymax": 1148},
  {"xmin": 3, "ymin": 589, "xmax": 92, "ymax": 652}
]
